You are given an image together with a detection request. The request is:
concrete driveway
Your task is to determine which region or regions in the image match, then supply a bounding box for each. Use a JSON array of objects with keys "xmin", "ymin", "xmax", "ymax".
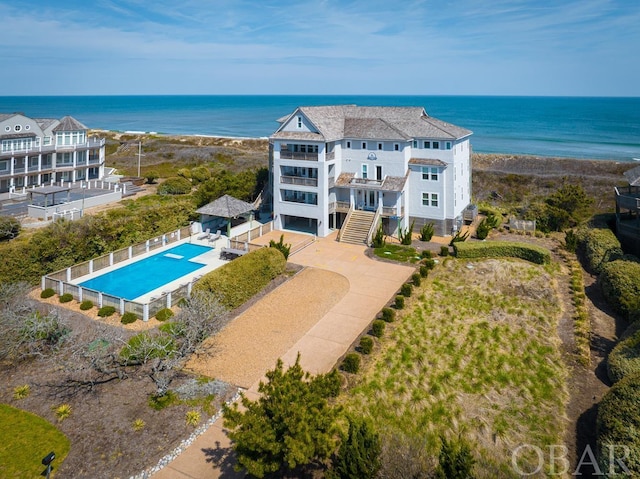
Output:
[{"xmin": 152, "ymin": 231, "xmax": 414, "ymax": 479}]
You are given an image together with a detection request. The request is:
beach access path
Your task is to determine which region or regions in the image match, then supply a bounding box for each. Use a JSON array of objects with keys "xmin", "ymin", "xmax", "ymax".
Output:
[{"xmin": 152, "ymin": 231, "xmax": 414, "ymax": 479}]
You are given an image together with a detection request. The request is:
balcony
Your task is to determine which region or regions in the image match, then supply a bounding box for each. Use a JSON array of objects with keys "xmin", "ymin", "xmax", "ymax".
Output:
[
  {"xmin": 280, "ymin": 176, "xmax": 318, "ymax": 187},
  {"xmin": 0, "ymin": 137, "xmax": 104, "ymax": 159},
  {"xmin": 329, "ymin": 201, "xmax": 350, "ymax": 213},
  {"xmin": 350, "ymin": 177, "xmax": 383, "ymax": 188},
  {"xmin": 382, "ymin": 206, "xmax": 404, "ymax": 217},
  {"xmin": 279, "ymin": 151, "xmax": 318, "ymax": 161}
]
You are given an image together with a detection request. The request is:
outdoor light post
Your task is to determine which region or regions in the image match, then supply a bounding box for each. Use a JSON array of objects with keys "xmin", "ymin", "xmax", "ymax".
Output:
[{"xmin": 42, "ymin": 451, "xmax": 55, "ymax": 479}]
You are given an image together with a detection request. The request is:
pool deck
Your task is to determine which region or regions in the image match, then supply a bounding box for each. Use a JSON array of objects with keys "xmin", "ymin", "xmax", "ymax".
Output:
[{"xmin": 70, "ymin": 235, "xmax": 231, "ymax": 304}]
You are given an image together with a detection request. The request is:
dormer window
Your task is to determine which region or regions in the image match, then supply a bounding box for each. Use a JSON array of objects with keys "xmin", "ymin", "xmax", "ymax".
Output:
[
  {"xmin": 378, "ymin": 143, "xmax": 383, "ymax": 150},
  {"xmin": 362, "ymin": 142, "xmax": 367, "ymax": 149},
  {"xmin": 346, "ymin": 141, "xmax": 351, "ymax": 148}
]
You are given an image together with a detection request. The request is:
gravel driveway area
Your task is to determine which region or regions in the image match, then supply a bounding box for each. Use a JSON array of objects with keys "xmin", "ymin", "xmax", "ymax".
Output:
[{"xmin": 185, "ymin": 267, "xmax": 349, "ymax": 388}]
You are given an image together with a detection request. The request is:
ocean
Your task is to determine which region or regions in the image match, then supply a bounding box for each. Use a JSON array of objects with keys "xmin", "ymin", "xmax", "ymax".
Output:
[{"xmin": 1, "ymin": 95, "xmax": 639, "ymax": 162}]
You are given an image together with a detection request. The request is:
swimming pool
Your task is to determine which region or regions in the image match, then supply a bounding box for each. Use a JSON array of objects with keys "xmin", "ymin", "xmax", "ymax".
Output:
[{"xmin": 78, "ymin": 243, "xmax": 212, "ymax": 300}]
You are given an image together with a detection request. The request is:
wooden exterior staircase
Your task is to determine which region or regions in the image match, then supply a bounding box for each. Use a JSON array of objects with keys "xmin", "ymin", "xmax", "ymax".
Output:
[{"xmin": 339, "ymin": 210, "xmax": 376, "ymax": 245}]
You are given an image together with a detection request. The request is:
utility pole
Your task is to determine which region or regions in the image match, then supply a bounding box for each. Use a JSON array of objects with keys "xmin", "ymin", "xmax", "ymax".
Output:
[{"xmin": 137, "ymin": 141, "xmax": 142, "ymax": 178}]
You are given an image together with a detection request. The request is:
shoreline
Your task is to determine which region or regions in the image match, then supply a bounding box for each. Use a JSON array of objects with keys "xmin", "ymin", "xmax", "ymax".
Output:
[{"xmin": 96, "ymin": 129, "xmax": 638, "ymax": 166}]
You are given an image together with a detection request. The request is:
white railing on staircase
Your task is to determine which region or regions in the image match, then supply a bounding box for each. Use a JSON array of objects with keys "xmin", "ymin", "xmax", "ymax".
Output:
[{"xmin": 366, "ymin": 203, "xmax": 383, "ymax": 246}]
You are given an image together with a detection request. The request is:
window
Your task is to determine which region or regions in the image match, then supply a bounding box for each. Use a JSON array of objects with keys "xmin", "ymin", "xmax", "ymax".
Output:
[
  {"xmin": 346, "ymin": 141, "xmax": 351, "ymax": 148},
  {"xmin": 413, "ymin": 140, "xmax": 418, "ymax": 148},
  {"xmin": 446, "ymin": 142, "xmax": 452, "ymax": 150},
  {"xmin": 421, "ymin": 167, "xmax": 438, "ymax": 181},
  {"xmin": 424, "ymin": 141, "xmax": 431, "ymax": 149},
  {"xmin": 0, "ymin": 161, "xmax": 7, "ymax": 171},
  {"xmin": 362, "ymin": 164, "xmax": 368, "ymax": 179},
  {"xmin": 432, "ymin": 141, "xmax": 440, "ymax": 149},
  {"xmin": 362, "ymin": 142, "xmax": 367, "ymax": 149},
  {"xmin": 297, "ymin": 116, "xmax": 302, "ymax": 128},
  {"xmin": 422, "ymin": 192, "xmax": 439, "ymax": 207},
  {"xmin": 14, "ymin": 125, "xmax": 21, "ymax": 132},
  {"xmin": 394, "ymin": 144, "xmax": 400, "ymax": 151},
  {"xmin": 378, "ymin": 143, "xmax": 383, "ymax": 150}
]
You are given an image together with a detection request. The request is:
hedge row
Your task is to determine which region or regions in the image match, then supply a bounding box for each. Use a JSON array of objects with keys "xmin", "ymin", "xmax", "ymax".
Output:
[
  {"xmin": 596, "ymin": 373, "xmax": 640, "ymax": 475},
  {"xmin": 598, "ymin": 260, "xmax": 640, "ymax": 321},
  {"xmin": 452, "ymin": 241, "xmax": 551, "ymax": 264},
  {"xmin": 607, "ymin": 325, "xmax": 640, "ymax": 383},
  {"xmin": 194, "ymin": 247, "xmax": 287, "ymax": 310},
  {"xmin": 577, "ymin": 227, "xmax": 623, "ymax": 274}
]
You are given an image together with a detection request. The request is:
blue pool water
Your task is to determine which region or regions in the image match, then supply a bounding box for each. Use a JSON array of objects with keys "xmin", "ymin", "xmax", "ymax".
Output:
[{"xmin": 79, "ymin": 243, "xmax": 212, "ymax": 300}]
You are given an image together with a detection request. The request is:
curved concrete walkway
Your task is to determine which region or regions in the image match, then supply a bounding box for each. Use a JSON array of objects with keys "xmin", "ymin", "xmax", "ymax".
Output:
[{"xmin": 153, "ymin": 232, "xmax": 414, "ymax": 479}]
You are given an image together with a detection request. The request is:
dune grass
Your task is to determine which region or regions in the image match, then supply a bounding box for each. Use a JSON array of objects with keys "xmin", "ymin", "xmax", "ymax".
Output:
[
  {"xmin": 343, "ymin": 258, "xmax": 568, "ymax": 477},
  {"xmin": 0, "ymin": 404, "xmax": 70, "ymax": 478}
]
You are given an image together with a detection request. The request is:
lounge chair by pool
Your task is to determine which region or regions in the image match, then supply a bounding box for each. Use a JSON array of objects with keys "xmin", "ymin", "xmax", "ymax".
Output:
[{"xmin": 197, "ymin": 228, "xmax": 210, "ymax": 240}]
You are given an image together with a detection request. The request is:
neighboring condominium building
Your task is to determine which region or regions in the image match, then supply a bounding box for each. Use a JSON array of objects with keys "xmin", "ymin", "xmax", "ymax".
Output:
[
  {"xmin": 269, "ymin": 105, "xmax": 473, "ymax": 242},
  {"xmin": 0, "ymin": 113, "xmax": 105, "ymax": 193}
]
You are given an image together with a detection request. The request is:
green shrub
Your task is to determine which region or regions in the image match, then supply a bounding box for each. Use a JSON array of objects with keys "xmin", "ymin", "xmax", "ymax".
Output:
[
  {"xmin": 421, "ymin": 257, "xmax": 436, "ymax": 270},
  {"xmin": 145, "ymin": 171, "xmax": 159, "ymax": 184},
  {"xmin": 607, "ymin": 326, "xmax": 640, "ymax": 383},
  {"xmin": 341, "ymin": 353, "xmax": 361, "ymax": 373},
  {"xmin": 596, "ymin": 373, "xmax": 640, "ymax": 475},
  {"xmin": 372, "ymin": 319, "xmax": 385, "ymax": 338},
  {"xmin": 419, "ymin": 265, "xmax": 429, "ymax": 278},
  {"xmin": 381, "ymin": 307, "xmax": 396, "ymax": 323},
  {"xmin": 0, "ymin": 216, "xmax": 21, "ymax": 241},
  {"xmin": 195, "ymin": 247, "xmax": 287, "ymax": 310},
  {"xmin": 398, "ymin": 220, "xmax": 415, "ymax": 246},
  {"xmin": 453, "ymin": 241, "xmax": 551, "ymax": 265},
  {"xmin": 121, "ymin": 312, "xmax": 138, "ymax": 324},
  {"xmin": 579, "ymin": 228, "xmax": 623, "ymax": 274},
  {"xmin": 598, "ymin": 260, "xmax": 640, "ymax": 321},
  {"xmin": 359, "ymin": 336, "xmax": 374, "ymax": 354},
  {"xmin": 40, "ymin": 288, "xmax": 55, "ymax": 299},
  {"xmin": 421, "ymin": 249, "xmax": 432, "ymax": 259},
  {"xmin": 440, "ymin": 245, "xmax": 450, "ymax": 257},
  {"xmin": 435, "ymin": 437, "xmax": 475, "ymax": 479},
  {"xmin": 155, "ymin": 308, "xmax": 174, "ymax": 322},
  {"xmin": 98, "ymin": 305, "xmax": 116, "ymax": 317},
  {"xmin": 190, "ymin": 166, "xmax": 211, "ymax": 184},
  {"xmin": 411, "ymin": 272, "xmax": 421, "ymax": 287},
  {"xmin": 475, "ymin": 218, "xmax": 491, "ymax": 240},
  {"xmin": 395, "ymin": 295, "xmax": 405, "ymax": 309},
  {"xmin": 564, "ymin": 229, "xmax": 578, "ymax": 252},
  {"xmin": 449, "ymin": 230, "xmax": 470, "ymax": 245},
  {"xmin": 59, "ymin": 293, "xmax": 73, "ymax": 303},
  {"xmin": 157, "ymin": 176, "xmax": 193, "ymax": 195},
  {"xmin": 400, "ymin": 283, "xmax": 413, "ymax": 297},
  {"xmin": 79, "ymin": 300, "xmax": 94, "ymax": 311},
  {"xmin": 371, "ymin": 223, "xmax": 386, "ymax": 248},
  {"xmin": 419, "ymin": 222, "xmax": 435, "ymax": 242},
  {"xmin": 177, "ymin": 168, "xmax": 191, "ymax": 179},
  {"xmin": 148, "ymin": 390, "xmax": 179, "ymax": 410},
  {"xmin": 269, "ymin": 234, "xmax": 291, "ymax": 259}
]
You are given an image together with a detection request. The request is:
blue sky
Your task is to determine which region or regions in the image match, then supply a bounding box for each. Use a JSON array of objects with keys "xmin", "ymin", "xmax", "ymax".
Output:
[{"xmin": 1, "ymin": 0, "xmax": 638, "ymax": 96}]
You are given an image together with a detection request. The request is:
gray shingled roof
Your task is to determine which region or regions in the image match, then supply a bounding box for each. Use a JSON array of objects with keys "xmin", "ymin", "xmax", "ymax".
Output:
[
  {"xmin": 52, "ymin": 115, "xmax": 87, "ymax": 132},
  {"xmin": 273, "ymin": 105, "xmax": 472, "ymax": 142},
  {"xmin": 195, "ymin": 194, "xmax": 254, "ymax": 218},
  {"xmin": 624, "ymin": 165, "xmax": 640, "ymax": 187}
]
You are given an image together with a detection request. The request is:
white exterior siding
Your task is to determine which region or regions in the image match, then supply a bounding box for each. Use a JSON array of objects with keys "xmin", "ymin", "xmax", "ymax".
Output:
[
  {"xmin": 0, "ymin": 113, "xmax": 106, "ymax": 194},
  {"xmin": 270, "ymin": 106, "xmax": 472, "ymax": 237}
]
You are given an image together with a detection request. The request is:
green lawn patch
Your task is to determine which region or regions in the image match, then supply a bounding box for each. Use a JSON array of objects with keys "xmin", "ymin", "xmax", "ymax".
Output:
[
  {"xmin": 374, "ymin": 244, "xmax": 421, "ymax": 263},
  {"xmin": 0, "ymin": 403, "xmax": 70, "ymax": 478},
  {"xmin": 343, "ymin": 258, "xmax": 567, "ymax": 477}
]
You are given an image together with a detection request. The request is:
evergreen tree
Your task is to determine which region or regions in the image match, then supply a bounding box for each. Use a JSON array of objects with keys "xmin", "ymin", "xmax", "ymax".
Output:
[
  {"xmin": 435, "ymin": 436, "xmax": 475, "ymax": 479},
  {"xmin": 223, "ymin": 354, "xmax": 341, "ymax": 478},
  {"xmin": 332, "ymin": 415, "xmax": 381, "ymax": 479}
]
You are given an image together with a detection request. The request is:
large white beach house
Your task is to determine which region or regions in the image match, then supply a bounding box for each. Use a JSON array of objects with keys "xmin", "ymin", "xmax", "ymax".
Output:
[
  {"xmin": 269, "ymin": 105, "xmax": 473, "ymax": 242},
  {"xmin": 0, "ymin": 113, "xmax": 105, "ymax": 194}
]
